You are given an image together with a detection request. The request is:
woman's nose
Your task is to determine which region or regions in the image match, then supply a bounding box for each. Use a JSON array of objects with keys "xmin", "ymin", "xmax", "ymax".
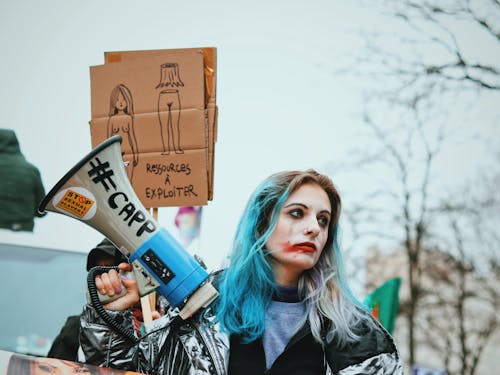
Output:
[{"xmin": 303, "ymin": 220, "xmax": 320, "ymax": 236}]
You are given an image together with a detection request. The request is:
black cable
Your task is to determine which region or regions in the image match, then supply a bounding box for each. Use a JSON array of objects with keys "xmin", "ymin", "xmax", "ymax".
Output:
[{"xmin": 87, "ymin": 266, "xmax": 139, "ymax": 344}]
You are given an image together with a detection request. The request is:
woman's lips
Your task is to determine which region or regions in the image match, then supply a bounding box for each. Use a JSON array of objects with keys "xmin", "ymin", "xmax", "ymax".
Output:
[{"xmin": 289, "ymin": 242, "xmax": 316, "ymax": 253}]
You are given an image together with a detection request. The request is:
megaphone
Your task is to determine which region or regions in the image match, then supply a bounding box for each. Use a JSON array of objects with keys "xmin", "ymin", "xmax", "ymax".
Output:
[{"xmin": 38, "ymin": 135, "xmax": 218, "ymax": 320}]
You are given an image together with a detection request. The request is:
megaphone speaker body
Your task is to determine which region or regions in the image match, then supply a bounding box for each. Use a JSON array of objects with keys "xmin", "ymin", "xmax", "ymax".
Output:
[{"xmin": 39, "ymin": 136, "xmax": 217, "ymax": 316}]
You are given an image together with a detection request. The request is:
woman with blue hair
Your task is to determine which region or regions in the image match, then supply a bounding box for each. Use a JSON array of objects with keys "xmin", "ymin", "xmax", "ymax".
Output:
[{"xmin": 79, "ymin": 169, "xmax": 403, "ymax": 374}]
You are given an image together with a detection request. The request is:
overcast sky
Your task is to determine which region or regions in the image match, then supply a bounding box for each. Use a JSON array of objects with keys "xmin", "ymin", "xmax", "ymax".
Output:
[{"xmin": 1, "ymin": 0, "xmax": 497, "ymax": 272}]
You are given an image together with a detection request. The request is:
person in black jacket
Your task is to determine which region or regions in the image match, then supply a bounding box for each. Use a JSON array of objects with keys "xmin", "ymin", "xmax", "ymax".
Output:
[
  {"xmin": 0, "ymin": 128, "xmax": 45, "ymax": 232},
  {"xmin": 47, "ymin": 238, "xmax": 126, "ymax": 361}
]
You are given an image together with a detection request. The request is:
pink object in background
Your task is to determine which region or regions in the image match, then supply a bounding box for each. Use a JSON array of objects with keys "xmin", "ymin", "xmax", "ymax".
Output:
[{"xmin": 174, "ymin": 206, "xmax": 202, "ymax": 248}]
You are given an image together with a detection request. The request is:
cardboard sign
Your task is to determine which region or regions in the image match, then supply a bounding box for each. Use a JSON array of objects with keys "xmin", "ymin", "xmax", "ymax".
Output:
[{"xmin": 89, "ymin": 47, "xmax": 217, "ymax": 208}]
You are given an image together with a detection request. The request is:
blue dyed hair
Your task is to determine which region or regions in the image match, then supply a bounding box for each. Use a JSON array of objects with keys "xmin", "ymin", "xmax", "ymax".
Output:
[{"xmin": 215, "ymin": 169, "xmax": 371, "ymax": 345}]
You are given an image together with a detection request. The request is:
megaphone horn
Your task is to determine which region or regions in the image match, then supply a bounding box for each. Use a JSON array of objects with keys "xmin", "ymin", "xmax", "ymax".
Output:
[{"xmin": 39, "ymin": 135, "xmax": 217, "ymax": 319}]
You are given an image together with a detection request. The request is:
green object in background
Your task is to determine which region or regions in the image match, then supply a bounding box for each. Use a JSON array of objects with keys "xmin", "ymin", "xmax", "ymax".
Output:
[
  {"xmin": 364, "ymin": 277, "xmax": 402, "ymax": 334},
  {"xmin": 0, "ymin": 128, "xmax": 46, "ymax": 232}
]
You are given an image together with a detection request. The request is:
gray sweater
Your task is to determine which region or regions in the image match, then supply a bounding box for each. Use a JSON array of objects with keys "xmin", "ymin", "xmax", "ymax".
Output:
[{"xmin": 263, "ymin": 286, "xmax": 306, "ymax": 369}]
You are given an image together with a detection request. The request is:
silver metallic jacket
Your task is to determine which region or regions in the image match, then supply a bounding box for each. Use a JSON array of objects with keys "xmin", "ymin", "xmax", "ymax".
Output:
[{"xmin": 78, "ymin": 302, "xmax": 403, "ymax": 375}]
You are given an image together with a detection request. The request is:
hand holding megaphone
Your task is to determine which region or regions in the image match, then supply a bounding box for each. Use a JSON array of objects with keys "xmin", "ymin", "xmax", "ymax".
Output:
[
  {"xmin": 39, "ymin": 136, "xmax": 218, "ymax": 325},
  {"xmin": 93, "ymin": 263, "xmax": 139, "ymax": 311}
]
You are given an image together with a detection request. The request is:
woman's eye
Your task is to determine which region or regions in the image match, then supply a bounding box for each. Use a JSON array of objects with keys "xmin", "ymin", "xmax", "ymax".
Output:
[
  {"xmin": 318, "ymin": 216, "xmax": 329, "ymax": 227},
  {"xmin": 74, "ymin": 368, "xmax": 91, "ymax": 373},
  {"xmin": 37, "ymin": 364, "xmax": 54, "ymax": 373},
  {"xmin": 289, "ymin": 209, "xmax": 303, "ymax": 218}
]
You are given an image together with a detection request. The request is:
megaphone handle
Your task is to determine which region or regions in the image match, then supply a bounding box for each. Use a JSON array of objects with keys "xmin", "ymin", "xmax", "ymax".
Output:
[
  {"xmin": 87, "ymin": 266, "xmax": 139, "ymax": 344},
  {"xmin": 89, "ymin": 268, "xmax": 130, "ymax": 305}
]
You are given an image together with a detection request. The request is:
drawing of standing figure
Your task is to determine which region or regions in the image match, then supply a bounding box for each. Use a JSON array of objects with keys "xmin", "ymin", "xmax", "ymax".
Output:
[
  {"xmin": 157, "ymin": 63, "xmax": 184, "ymax": 155},
  {"xmin": 107, "ymin": 84, "xmax": 139, "ymax": 183}
]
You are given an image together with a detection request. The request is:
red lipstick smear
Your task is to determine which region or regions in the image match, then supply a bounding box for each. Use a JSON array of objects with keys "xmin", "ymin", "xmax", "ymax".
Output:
[{"xmin": 283, "ymin": 242, "xmax": 316, "ymax": 253}]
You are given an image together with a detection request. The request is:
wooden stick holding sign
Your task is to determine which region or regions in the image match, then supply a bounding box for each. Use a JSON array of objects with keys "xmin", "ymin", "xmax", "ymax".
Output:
[{"xmin": 140, "ymin": 208, "xmax": 159, "ymax": 325}]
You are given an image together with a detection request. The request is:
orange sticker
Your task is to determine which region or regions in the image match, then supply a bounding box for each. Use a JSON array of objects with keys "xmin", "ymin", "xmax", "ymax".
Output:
[{"xmin": 56, "ymin": 189, "xmax": 95, "ymax": 218}]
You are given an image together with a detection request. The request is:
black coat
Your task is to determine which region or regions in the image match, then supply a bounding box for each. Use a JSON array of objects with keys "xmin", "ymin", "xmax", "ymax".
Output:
[
  {"xmin": 229, "ymin": 317, "xmax": 400, "ymax": 375},
  {"xmin": 47, "ymin": 315, "xmax": 80, "ymax": 361},
  {"xmin": 0, "ymin": 129, "xmax": 45, "ymax": 232}
]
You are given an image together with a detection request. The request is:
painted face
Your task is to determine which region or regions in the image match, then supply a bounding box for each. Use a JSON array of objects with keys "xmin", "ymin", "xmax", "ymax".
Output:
[
  {"xmin": 115, "ymin": 91, "xmax": 127, "ymax": 111},
  {"xmin": 60, "ymin": 360, "xmax": 92, "ymax": 374},
  {"xmin": 32, "ymin": 358, "xmax": 92, "ymax": 374},
  {"xmin": 33, "ymin": 360, "xmax": 62, "ymax": 374},
  {"xmin": 266, "ymin": 182, "xmax": 331, "ymax": 286}
]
